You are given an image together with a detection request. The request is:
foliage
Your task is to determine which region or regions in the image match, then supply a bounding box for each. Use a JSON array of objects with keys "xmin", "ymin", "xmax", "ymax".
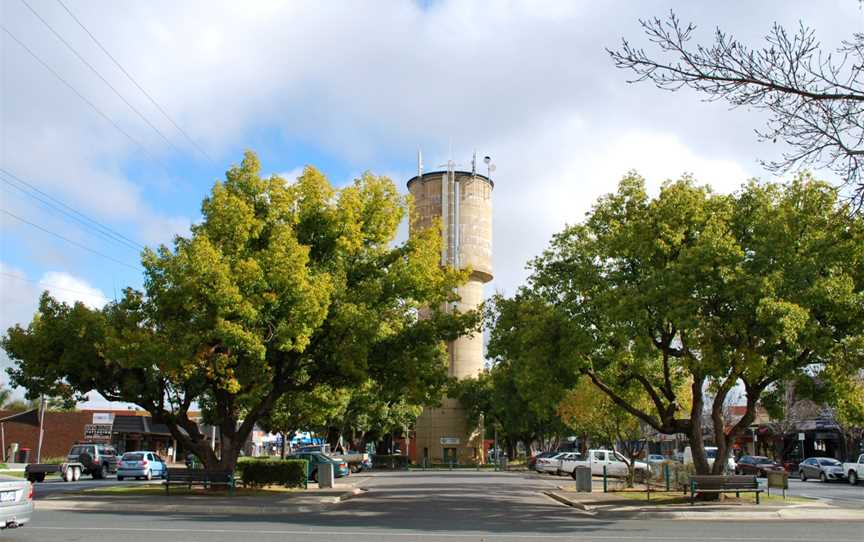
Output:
[
  {"xmin": 2, "ymin": 151, "xmax": 476, "ymax": 471},
  {"xmin": 236, "ymin": 458, "xmax": 307, "ymax": 488},
  {"xmin": 488, "ymin": 172, "xmax": 864, "ymax": 474},
  {"xmin": 257, "ymin": 384, "xmax": 350, "ymax": 446},
  {"xmin": 610, "ymin": 11, "xmax": 864, "ymax": 209}
]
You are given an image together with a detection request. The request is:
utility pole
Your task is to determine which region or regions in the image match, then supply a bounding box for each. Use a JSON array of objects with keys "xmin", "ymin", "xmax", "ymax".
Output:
[{"xmin": 35, "ymin": 396, "xmax": 46, "ymax": 463}]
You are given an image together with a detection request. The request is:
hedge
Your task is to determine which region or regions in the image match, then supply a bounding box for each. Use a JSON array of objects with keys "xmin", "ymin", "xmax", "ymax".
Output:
[{"xmin": 236, "ymin": 458, "xmax": 308, "ymax": 488}]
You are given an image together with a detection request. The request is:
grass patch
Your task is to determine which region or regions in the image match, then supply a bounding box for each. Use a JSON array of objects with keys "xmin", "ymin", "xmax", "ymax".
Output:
[
  {"xmin": 613, "ymin": 490, "xmax": 815, "ymax": 505},
  {"xmin": 81, "ymin": 484, "xmax": 303, "ymax": 497},
  {"xmin": 0, "ymin": 470, "xmax": 27, "ymax": 479}
]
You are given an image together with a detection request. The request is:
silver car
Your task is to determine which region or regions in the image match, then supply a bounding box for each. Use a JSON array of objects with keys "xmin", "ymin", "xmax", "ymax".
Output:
[
  {"xmin": 799, "ymin": 457, "xmax": 846, "ymax": 482},
  {"xmin": 0, "ymin": 475, "xmax": 33, "ymax": 529}
]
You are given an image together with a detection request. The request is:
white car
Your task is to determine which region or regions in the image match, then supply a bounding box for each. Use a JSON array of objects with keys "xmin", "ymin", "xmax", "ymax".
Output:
[
  {"xmin": 683, "ymin": 446, "xmax": 736, "ymax": 473},
  {"xmin": 535, "ymin": 452, "xmax": 567, "ymax": 474},
  {"xmin": 558, "ymin": 452, "xmax": 586, "ymax": 475}
]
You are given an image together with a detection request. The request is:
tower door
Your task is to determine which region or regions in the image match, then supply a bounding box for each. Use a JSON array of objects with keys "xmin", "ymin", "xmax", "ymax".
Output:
[{"xmin": 443, "ymin": 447, "xmax": 457, "ymax": 465}]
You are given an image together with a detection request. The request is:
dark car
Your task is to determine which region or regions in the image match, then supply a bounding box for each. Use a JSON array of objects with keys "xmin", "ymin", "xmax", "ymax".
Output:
[
  {"xmin": 798, "ymin": 457, "xmax": 846, "ymax": 482},
  {"xmin": 734, "ymin": 455, "xmax": 783, "ymax": 477}
]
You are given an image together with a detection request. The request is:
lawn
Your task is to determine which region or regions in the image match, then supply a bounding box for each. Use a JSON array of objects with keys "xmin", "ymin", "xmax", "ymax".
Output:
[
  {"xmin": 81, "ymin": 484, "xmax": 305, "ymax": 497},
  {"xmin": 613, "ymin": 490, "xmax": 815, "ymax": 505},
  {"xmin": 0, "ymin": 470, "xmax": 27, "ymax": 479}
]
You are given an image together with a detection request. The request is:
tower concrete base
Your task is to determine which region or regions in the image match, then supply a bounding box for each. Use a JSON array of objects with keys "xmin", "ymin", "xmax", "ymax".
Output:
[{"xmin": 412, "ymin": 397, "xmax": 483, "ymax": 465}]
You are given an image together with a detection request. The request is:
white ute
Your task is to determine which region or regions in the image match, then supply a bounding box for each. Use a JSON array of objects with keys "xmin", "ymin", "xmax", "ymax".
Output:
[{"xmin": 843, "ymin": 453, "xmax": 864, "ymax": 485}]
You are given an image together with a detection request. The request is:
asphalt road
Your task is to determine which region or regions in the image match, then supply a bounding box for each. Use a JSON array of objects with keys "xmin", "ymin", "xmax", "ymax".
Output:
[
  {"xmin": 31, "ymin": 473, "xmax": 161, "ymax": 498},
  {"xmin": 4, "ymin": 471, "xmax": 862, "ymax": 541},
  {"xmin": 785, "ymin": 478, "xmax": 864, "ymax": 506}
]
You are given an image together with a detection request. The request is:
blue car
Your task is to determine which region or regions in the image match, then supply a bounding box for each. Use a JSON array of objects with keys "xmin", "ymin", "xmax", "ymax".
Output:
[
  {"xmin": 117, "ymin": 451, "xmax": 167, "ymax": 481},
  {"xmin": 289, "ymin": 452, "xmax": 350, "ymax": 481}
]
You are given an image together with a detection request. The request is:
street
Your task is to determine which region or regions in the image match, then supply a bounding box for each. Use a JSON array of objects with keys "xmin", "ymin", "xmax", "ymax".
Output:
[
  {"xmin": 5, "ymin": 471, "xmax": 862, "ymax": 541},
  {"xmin": 785, "ymin": 478, "xmax": 864, "ymax": 506}
]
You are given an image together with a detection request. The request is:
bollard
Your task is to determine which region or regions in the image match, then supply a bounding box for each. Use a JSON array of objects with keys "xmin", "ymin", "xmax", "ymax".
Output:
[
  {"xmin": 603, "ymin": 465, "xmax": 608, "ymax": 493},
  {"xmin": 664, "ymin": 463, "xmax": 670, "ymax": 492}
]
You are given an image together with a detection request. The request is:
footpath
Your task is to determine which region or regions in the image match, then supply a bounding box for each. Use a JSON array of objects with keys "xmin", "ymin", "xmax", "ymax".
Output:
[
  {"xmin": 35, "ymin": 479, "xmax": 368, "ymax": 516},
  {"xmin": 542, "ymin": 479, "xmax": 864, "ymax": 521}
]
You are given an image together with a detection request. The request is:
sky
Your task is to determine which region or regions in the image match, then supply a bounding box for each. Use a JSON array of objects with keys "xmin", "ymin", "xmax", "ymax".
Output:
[{"xmin": 0, "ymin": 0, "xmax": 860, "ymax": 405}]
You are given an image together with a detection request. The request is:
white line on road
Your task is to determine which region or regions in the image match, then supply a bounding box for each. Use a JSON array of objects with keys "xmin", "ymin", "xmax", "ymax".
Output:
[{"xmin": 23, "ymin": 526, "xmax": 861, "ymax": 541}]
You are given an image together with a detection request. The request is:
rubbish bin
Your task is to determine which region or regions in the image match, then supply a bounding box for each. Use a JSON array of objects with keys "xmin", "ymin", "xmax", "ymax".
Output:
[
  {"xmin": 16, "ymin": 448, "xmax": 31, "ymax": 464},
  {"xmin": 318, "ymin": 462, "xmax": 335, "ymax": 489},
  {"xmin": 573, "ymin": 466, "xmax": 592, "ymax": 492}
]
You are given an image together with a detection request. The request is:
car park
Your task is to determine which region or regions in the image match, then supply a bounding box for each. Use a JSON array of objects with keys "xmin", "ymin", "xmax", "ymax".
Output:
[
  {"xmin": 116, "ymin": 451, "xmax": 167, "ymax": 481},
  {"xmin": 734, "ymin": 455, "xmax": 783, "ymax": 477},
  {"xmin": 798, "ymin": 457, "xmax": 846, "ymax": 482},
  {"xmin": 0, "ymin": 475, "xmax": 33, "ymax": 529},
  {"xmin": 556, "ymin": 452, "xmax": 584, "ymax": 475}
]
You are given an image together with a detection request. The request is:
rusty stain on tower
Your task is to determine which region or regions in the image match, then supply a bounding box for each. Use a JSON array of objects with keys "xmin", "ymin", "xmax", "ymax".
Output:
[{"xmin": 407, "ymin": 154, "xmax": 493, "ymax": 465}]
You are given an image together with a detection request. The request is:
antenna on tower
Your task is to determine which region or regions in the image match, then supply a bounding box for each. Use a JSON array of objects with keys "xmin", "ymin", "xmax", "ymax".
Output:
[
  {"xmin": 417, "ymin": 148, "xmax": 423, "ymax": 180},
  {"xmin": 472, "ymin": 150, "xmax": 477, "ymax": 177}
]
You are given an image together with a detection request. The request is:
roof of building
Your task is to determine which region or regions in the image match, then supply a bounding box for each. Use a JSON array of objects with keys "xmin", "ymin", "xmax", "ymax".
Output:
[
  {"xmin": 112, "ymin": 415, "xmax": 176, "ymax": 436},
  {"xmin": 406, "ymin": 170, "xmax": 494, "ymax": 189}
]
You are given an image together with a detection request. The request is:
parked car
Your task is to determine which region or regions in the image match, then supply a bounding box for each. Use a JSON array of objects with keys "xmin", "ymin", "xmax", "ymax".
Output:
[
  {"xmin": 560, "ymin": 449, "xmax": 647, "ymax": 478},
  {"xmin": 557, "ymin": 452, "xmax": 585, "ymax": 475},
  {"xmin": 842, "ymin": 453, "xmax": 864, "ymax": 485},
  {"xmin": 26, "ymin": 442, "xmax": 119, "ymax": 482},
  {"xmin": 0, "ymin": 475, "xmax": 33, "ymax": 529},
  {"xmin": 646, "ymin": 454, "xmax": 667, "ymax": 473},
  {"xmin": 798, "ymin": 457, "xmax": 846, "ymax": 482},
  {"xmin": 528, "ymin": 451, "xmax": 558, "ymax": 470},
  {"xmin": 289, "ymin": 452, "xmax": 349, "ymax": 481},
  {"xmin": 683, "ymin": 446, "xmax": 736, "ymax": 473},
  {"xmin": 734, "ymin": 455, "xmax": 783, "ymax": 477},
  {"xmin": 116, "ymin": 451, "xmax": 167, "ymax": 481},
  {"xmin": 534, "ymin": 452, "xmax": 566, "ymax": 474}
]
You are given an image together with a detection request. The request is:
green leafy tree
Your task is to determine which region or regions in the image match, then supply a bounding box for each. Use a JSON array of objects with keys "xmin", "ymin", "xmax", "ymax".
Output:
[
  {"xmin": 2, "ymin": 151, "xmax": 475, "ymax": 471},
  {"xmin": 489, "ymin": 172, "xmax": 864, "ymax": 475}
]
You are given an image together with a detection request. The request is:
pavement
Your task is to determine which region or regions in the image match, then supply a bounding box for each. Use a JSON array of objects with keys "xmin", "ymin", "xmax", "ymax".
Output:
[{"xmin": 5, "ymin": 471, "xmax": 862, "ymax": 541}]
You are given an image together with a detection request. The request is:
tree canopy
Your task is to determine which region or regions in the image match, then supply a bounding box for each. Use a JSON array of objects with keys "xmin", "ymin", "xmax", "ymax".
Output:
[
  {"xmin": 488, "ymin": 172, "xmax": 864, "ymax": 474},
  {"xmin": 610, "ymin": 12, "xmax": 864, "ymax": 210},
  {"xmin": 2, "ymin": 151, "xmax": 476, "ymax": 470}
]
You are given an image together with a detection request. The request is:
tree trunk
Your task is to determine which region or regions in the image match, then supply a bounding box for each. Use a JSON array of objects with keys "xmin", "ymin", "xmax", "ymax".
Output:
[{"xmin": 688, "ymin": 376, "xmax": 712, "ymax": 475}]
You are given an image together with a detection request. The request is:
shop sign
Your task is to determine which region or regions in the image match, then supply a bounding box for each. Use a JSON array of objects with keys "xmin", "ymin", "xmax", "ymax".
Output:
[
  {"xmin": 798, "ymin": 432, "xmax": 805, "ymax": 441},
  {"xmin": 440, "ymin": 437, "xmax": 460, "ymax": 445},
  {"xmin": 84, "ymin": 424, "xmax": 113, "ymax": 442},
  {"xmin": 92, "ymin": 413, "xmax": 114, "ymax": 424}
]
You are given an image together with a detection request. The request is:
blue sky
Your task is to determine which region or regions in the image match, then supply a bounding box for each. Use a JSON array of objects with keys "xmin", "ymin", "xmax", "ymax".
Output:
[{"xmin": 1, "ymin": 0, "xmax": 860, "ymax": 404}]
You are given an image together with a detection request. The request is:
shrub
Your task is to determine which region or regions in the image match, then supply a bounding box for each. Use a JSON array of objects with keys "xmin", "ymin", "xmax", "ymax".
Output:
[{"xmin": 236, "ymin": 458, "xmax": 308, "ymax": 488}]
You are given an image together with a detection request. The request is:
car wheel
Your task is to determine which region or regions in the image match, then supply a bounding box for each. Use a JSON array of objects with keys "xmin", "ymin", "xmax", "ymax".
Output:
[
  {"xmin": 117, "ymin": 476, "xmax": 124, "ymax": 481},
  {"xmin": 99, "ymin": 464, "xmax": 108, "ymax": 480},
  {"xmin": 849, "ymin": 471, "xmax": 858, "ymax": 485},
  {"xmin": 63, "ymin": 466, "xmax": 74, "ymax": 482},
  {"xmin": 73, "ymin": 467, "xmax": 81, "ymax": 481},
  {"xmin": 800, "ymin": 470, "xmax": 807, "ymax": 482},
  {"xmin": 820, "ymin": 472, "xmax": 827, "ymax": 483},
  {"xmin": 145, "ymin": 470, "xmax": 152, "ymax": 481}
]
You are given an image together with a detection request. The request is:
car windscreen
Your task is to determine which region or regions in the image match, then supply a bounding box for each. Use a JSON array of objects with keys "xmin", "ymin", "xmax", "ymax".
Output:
[
  {"xmin": 122, "ymin": 453, "xmax": 144, "ymax": 461},
  {"xmin": 705, "ymin": 449, "xmax": 717, "ymax": 458},
  {"xmin": 818, "ymin": 458, "xmax": 840, "ymax": 466},
  {"xmin": 753, "ymin": 457, "xmax": 771, "ymax": 463}
]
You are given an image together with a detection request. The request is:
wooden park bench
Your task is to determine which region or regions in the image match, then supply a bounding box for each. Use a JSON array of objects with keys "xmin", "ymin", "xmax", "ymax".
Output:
[
  {"xmin": 165, "ymin": 468, "xmax": 235, "ymax": 495},
  {"xmin": 688, "ymin": 475, "xmax": 762, "ymax": 505}
]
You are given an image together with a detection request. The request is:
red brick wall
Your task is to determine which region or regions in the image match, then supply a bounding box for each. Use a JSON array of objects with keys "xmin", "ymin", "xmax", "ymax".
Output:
[{"xmin": 0, "ymin": 410, "xmax": 94, "ymax": 461}]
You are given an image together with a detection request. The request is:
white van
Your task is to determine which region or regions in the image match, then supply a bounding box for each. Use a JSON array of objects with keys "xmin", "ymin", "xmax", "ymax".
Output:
[{"xmin": 683, "ymin": 446, "xmax": 736, "ymax": 472}]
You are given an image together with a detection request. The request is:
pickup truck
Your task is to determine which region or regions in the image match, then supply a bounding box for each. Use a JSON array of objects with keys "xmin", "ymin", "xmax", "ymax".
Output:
[
  {"xmin": 25, "ymin": 443, "xmax": 119, "ymax": 483},
  {"xmin": 843, "ymin": 453, "xmax": 864, "ymax": 485},
  {"xmin": 560, "ymin": 449, "xmax": 648, "ymax": 478},
  {"xmin": 329, "ymin": 451, "xmax": 372, "ymax": 473}
]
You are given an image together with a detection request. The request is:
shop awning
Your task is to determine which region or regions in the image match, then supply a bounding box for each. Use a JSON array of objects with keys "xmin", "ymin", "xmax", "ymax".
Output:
[
  {"xmin": 0, "ymin": 409, "xmax": 40, "ymax": 427},
  {"xmin": 112, "ymin": 415, "xmax": 183, "ymax": 437}
]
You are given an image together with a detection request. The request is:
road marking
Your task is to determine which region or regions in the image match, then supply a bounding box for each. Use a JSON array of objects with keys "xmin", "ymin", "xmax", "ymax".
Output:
[{"xmin": 24, "ymin": 526, "xmax": 861, "ymax": 541}]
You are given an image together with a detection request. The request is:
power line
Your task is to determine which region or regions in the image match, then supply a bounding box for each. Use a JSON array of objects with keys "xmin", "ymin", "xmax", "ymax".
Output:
[
  {"xmin": 0, "ymin": 168, "xmax": 144, "ymax": 252},
  {"xmin": 0, "ymin": 24, "xmax": 169, "ymax": 174},
  {"xmin": 55, "ymin": 0, "xmax": 216, "ymax": 165},
  {"xmin": 0, "ymin": 208, "xmax": 141, "ymax": 271},
  {"xmin": 20, "ymin": 0, "xmax": 184, "ymax": 158},
  {"xmin": 0, "ymin": 271, "xmax": 110, "ymax": 302}
]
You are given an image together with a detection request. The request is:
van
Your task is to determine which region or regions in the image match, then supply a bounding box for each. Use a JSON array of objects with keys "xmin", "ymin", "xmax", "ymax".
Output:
[{"xmin": 683, "ymin": 446, "xmax": 736, "ymax": 472}]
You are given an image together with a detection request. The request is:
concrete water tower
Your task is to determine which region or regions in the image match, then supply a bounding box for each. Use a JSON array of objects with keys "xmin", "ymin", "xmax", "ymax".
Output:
[{"xmin": 408, "ymin": 154, "xmax": 494, "ymax": 465}]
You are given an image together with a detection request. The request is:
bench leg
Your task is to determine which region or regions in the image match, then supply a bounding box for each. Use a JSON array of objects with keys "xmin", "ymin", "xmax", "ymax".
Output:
[
  {"xmin": 756, "ymin": 492, "xmax": 759, "ymax": 505},
  {"xmin": 736, "ymin": 491, "xmax": 739, "ymax": 498}
]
